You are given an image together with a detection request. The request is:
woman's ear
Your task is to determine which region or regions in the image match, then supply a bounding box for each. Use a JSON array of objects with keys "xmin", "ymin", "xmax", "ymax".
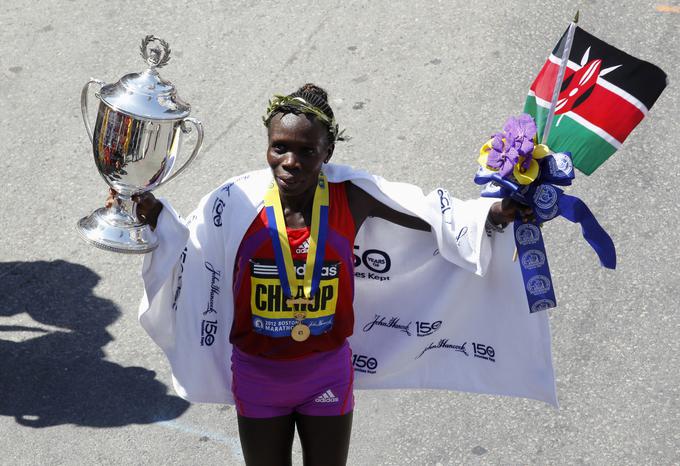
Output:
[{"xmin": 324, "ymin": 144, "xmax": 335, "ymax": 163}]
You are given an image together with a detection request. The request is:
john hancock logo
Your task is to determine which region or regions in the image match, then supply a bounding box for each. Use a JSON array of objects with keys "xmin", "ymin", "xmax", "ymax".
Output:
[
  {"xmin": 363, "ymin": 314, "xmax": 412, "ymax": 336},
  {"xmin": 417, "ymin": 339, "xmax": 468, "ymax": 359},
  {"xmin": 417, "ymin": 339, "xmax": 496, "ymax": 362},
  {"xmin": 204, "ymin": 261, "xmax": 221, "ymax": 315}
]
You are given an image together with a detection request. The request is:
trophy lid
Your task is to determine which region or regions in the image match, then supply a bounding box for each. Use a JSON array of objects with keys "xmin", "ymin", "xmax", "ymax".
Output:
[{"xmin": 98, "ymin": 36, "xmax": 191, "ymax": 121}]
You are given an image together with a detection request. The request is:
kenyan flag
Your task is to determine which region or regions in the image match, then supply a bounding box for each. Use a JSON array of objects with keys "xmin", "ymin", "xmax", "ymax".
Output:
[{"xmin": 524, "ymin": 27, "xmax": 667, "ymax": 175}]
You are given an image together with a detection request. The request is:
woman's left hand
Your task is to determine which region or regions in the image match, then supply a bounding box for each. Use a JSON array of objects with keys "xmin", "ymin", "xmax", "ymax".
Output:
[{"xmin": 488, "ymin": 198, "xmax": 535, "ymax": 226}]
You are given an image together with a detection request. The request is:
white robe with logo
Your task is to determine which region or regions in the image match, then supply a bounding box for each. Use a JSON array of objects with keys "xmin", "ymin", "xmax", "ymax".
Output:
[{"xmin": 139, "ymin": 163, "xmax": 557, "ymax": 407}]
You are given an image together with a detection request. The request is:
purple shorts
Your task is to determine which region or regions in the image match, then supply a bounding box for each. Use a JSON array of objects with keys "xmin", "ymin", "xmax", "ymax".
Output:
[{"xmin": 231, "ymin": 341, "xmax": 354, "ymax": 418}]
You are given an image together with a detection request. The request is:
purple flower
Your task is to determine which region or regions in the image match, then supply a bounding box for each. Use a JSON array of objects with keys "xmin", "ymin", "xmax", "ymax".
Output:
[
  {"xmin": 503, "ymin": 113, "xmax": 537, "ymax": 142},
  {"xmin": 486, "ymin": 132, "xmax": 519, "ymax": 178},
  {"xmin": 481, "ymin": 113, "xmax": 539, "ymax": 179},
  {"xmin": 503, "ymin": 113, "xmax": 537, "ymax": 173}
]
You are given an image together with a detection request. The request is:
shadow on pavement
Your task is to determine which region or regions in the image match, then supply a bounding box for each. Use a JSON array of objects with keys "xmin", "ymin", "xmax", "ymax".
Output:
[{"xmin": 0, "ymin": 260, "xmax": 189, "ymax": 428}]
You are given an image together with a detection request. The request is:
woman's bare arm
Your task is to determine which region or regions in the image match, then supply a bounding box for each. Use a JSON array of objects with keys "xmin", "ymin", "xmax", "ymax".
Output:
[
  {"xmin": 346, "ymin": 182, "xmax": 534, "ymax": 236},
  {"xmin": 346, "ymin": 182, "xmax": 431, "ymax": 234}
]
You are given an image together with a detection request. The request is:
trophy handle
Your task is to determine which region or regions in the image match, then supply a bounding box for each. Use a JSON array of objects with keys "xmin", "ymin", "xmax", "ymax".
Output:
[
  {"xmin": 159, "ymin": 117, "xmax": 204, "ymax": 186},
  {"xmin": 80, "ymin": 78, "xmax": 106, "ymax": 143}
]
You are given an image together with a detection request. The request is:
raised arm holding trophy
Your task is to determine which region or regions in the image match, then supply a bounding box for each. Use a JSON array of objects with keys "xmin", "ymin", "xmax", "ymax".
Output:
[{"xmin": 77, "ymin": 35, "xmax": 203, "ymax": 253}]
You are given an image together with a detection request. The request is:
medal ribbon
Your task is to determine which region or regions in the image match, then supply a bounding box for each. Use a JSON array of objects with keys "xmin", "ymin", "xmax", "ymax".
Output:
[
  {"xmin": 474, "ymin": 151, "xmax": 616, "ymax": 313},
  {"xmin": 263, "ymin": 172, "xmax": 330, "ymax": 301}
]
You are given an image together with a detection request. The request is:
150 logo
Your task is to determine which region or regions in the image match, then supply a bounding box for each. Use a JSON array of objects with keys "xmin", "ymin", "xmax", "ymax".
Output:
[
  {"xmin": 416, "ymin": 320, "xmax": 442, "ymax": 337},
  {"xmin": 472, "ymin": 342, "xmax": 495, "ymax": 362},
  {"xmin": 201, "ymin": 319, "xmax": 218, "ymax": 346},
  {"xmin": 354, "ymin": 246, "xmax": 391, "ymax": 273},
  {"xmin": 352, "ymin": 354, "xmax": 378, "ymax": 374},
  {"xmin": 354, "ymin": 245, "xmax": 391, "ymax": 282}
]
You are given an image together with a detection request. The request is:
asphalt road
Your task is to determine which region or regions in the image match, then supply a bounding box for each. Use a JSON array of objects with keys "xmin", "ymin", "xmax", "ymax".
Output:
[{"xmin": 1, "ymin": 0, "xmax": 678, "ymax": 464}]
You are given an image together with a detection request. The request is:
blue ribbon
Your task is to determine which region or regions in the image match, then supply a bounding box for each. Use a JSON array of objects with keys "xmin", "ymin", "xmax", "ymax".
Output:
[
  {"xmin": 474, "ymin": 152, "xmax": 616, "ymax": 313},
  {"xmin": 513, "ymin": 220, "xmax": 556, "ymax": 313}
]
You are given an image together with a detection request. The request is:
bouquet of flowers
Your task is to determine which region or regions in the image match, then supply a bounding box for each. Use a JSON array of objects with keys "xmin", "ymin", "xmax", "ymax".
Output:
[
  {"xmin": 472, "ymin": 16, "xmax": 666, "ymax": 313},
  {"xmin": 474, "ymin": 113, "xmax": 616, "ymax": 313}
]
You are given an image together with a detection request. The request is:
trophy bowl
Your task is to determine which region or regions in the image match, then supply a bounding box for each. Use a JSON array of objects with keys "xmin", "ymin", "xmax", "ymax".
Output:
[{"xmin": 77, "ymin": 36, "xmax": 203, "ymax": 254}]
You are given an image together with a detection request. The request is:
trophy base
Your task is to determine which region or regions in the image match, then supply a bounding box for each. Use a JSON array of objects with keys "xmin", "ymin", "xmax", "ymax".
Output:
[{"xmin": 76, "ymin": 207, "xmax": 158, "ymax": 254}]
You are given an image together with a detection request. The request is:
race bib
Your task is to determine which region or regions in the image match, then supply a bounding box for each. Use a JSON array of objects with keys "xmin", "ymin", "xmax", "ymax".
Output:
[{"xmin": 249, "ymin": 259, "xmax": 340, "ymax": 337}]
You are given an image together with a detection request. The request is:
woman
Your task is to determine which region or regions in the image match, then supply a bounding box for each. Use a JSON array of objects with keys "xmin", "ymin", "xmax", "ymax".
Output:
[{"xmin": 129, "ymin": 84, "xmax": 532, "ymax": 466}]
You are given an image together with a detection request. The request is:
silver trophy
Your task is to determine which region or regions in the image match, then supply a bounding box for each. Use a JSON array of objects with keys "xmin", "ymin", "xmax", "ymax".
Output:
[{"xmin": 77, "ymin": 35, "xmax": 203, "ymax": 253}]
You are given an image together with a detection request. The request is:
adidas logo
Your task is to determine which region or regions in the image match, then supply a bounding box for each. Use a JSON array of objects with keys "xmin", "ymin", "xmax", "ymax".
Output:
[
  {"xmin": 314, "ymin": 389, "xmax": 339, "ymax": 403},
  {"xmin": 296, "ymin": 239, "xmax": 310, "ymax": 254}
]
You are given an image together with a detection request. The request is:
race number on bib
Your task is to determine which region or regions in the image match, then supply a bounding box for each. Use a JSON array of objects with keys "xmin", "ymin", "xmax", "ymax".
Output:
[{"xmin": 249, "ymin": 259, "xmax": 340, "ymax": 337}]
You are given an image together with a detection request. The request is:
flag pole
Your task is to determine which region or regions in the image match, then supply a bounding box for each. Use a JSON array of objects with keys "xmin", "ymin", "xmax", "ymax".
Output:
[
  {"xmin": 514, "ymin": 12, "xmax": 579, "ymax": 262},
  {"xmin": 541, "ymin": 11, "xmax": 580, "ymax": 145}
]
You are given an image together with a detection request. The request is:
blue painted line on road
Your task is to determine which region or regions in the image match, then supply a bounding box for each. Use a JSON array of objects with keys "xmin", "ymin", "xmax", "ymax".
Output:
[{"xmin": 154, "ymin": 419, "xmax": 243, "ymax": 462}]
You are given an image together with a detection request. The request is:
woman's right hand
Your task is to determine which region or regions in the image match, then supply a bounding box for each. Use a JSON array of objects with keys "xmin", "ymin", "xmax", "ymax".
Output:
[
  {"xmin": 105, "ymin": 188, "xmax": 163, "ymax": 229},
  {"xmin": 132, "ymin": 191, "xmax": 163, "ymax": 229}
]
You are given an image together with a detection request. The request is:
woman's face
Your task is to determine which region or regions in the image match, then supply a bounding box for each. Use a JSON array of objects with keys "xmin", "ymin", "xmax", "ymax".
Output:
[{"xmin": 267, "ymin": 112, "xmax": 334, "ymax": 197}]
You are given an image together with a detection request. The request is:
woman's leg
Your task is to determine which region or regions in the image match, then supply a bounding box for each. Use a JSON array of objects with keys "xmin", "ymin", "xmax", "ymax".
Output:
[
  {"xmin": 295, "ymin": 411, "xmax": 353, "ymax": 466},
  {"xmin": 237, "ymin": 414, "xmax": 296, "ymax": 466}
]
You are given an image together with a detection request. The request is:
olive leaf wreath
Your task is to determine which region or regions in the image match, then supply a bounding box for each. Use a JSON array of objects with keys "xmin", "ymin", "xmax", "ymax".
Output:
[{"xmin": 262, "ymin": 95, "xmax": 349, "ymax": 142}]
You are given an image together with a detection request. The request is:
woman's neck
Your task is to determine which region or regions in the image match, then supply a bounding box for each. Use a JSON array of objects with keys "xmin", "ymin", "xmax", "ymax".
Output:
[{"xmin": 279, "ymin": 185, "xmax": 316, "ymax": 228}]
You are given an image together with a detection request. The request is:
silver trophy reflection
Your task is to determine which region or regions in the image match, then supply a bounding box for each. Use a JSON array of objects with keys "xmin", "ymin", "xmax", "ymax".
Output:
[{"xmin": 77, "ymin": 35, "xmax": 203, "ymax": 253}]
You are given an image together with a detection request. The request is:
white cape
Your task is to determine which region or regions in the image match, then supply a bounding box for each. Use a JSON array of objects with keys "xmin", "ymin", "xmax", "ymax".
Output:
[{"xmin": 139, "ymin": 164, "xmax": 557, "ymax": 407}]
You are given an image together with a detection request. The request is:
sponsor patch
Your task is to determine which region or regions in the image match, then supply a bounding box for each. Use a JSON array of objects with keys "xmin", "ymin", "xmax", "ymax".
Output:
[{"xmin": 249, "ymin": 259, "xmax": 340, "ymax": 337}]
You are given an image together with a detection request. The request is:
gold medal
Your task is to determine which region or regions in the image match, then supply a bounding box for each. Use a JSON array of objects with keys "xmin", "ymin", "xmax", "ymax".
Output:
[
  {"xmin": 291, "ymin": 323, "xmax": 311, "ymax": 342},
  {"xmin": 291, "ymin": 309, "xmax": 310, "ymax": 342}
]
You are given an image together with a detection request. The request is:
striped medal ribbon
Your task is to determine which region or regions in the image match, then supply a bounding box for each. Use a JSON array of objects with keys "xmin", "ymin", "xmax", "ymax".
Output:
[{"xmin": 263, "ymin": 172, "xmax": 330, "ymax": 341}]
